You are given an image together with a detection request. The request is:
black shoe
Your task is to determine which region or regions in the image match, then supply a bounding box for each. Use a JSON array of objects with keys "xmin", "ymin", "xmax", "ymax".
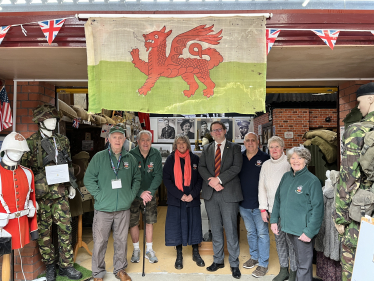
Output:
[
  {"xmin": 46, "ymin": 264, "xmax": 56, "ymax": 281},
  {"xmin": 58, "ymin": 267, "xmax": 83, "ymax": 280},
  {"xmin": 206, "ymin": 262, "xmax": 224, "ymax": 272},
  {"xmin": 192, "ymin": 246, "xmax": 205, "ymax": 267},
  {"xmin": 231, "ymin": 267, "xmax": 241, "ymax": 279},
  {"xmin": 175, "ymin": 245, "xmax": 183, "ymax": 270}
]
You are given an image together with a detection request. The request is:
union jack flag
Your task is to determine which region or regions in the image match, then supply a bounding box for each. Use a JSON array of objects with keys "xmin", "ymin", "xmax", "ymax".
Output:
[
  {"xmin": 0, "ymin": 26, "xmax": 11, "ymax": 45},
  {"xmin": 38, "ymin": 19, "xmax": 66, "ymax": 45},
  {"xmin": 266, "ymin": 29, "xmax": 281, "ymax": 55},
  {"xmin": 72, "ymin": 118, "xmax": 80, "ymax": 129},
  {"xmin": 312, "ymin": 29, "xmax": 340, "ymax": 50},
  {"xmin": 0, "ymin": 86, "xmax": 13, "ymax": 131}
]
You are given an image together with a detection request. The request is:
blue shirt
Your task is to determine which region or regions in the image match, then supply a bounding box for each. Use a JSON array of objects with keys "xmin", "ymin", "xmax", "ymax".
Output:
[{"xmin": 239, "ymin": 149, "xmax": 270, "ymax": 209}]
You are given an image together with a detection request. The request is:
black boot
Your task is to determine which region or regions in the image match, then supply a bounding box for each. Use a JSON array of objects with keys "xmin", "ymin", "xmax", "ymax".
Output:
[
  {"xmin": 175, "ymin": 245, "xmax": 183, "ymax": 270},
  {"xmin": 192, "ymin": 244, "xmax": 205, "ymax": 267},
  {"xmin": 46, "ymin": 264, "xmax": 56, "ymax": 281},
  {"xmin": 58, "ymin": 267, "xmax": 83, "ymax": 280},
  {"xmin": 273, "ymin": 267, "xmax": 289, "ymax": 281}
]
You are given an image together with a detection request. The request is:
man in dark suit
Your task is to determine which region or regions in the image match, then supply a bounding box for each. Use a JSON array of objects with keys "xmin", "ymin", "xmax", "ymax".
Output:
[{"xmin": 198, "ymin": 121, "xmax": 243, "ymax": 279}]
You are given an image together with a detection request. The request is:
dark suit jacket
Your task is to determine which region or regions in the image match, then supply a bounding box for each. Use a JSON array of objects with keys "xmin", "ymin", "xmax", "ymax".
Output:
[{"xmin": 198, "ymin": 140, "xmax": 243, "ymax": 203}]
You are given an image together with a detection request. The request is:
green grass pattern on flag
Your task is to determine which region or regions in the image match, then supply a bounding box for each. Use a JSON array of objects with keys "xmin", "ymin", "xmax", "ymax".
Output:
[{"xmin": 88, "ymin": 61, "xmax": 266, "ymax": 114}]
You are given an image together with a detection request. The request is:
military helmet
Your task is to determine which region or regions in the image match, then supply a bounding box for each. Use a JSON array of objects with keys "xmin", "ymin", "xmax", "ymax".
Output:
[
  {"xmin": 32, "ymin": 104, "xmax": 62, "ymax": 123},
  {"xmin": 0, "ymin": 132, "xmax": 30, "ymax": 153}
]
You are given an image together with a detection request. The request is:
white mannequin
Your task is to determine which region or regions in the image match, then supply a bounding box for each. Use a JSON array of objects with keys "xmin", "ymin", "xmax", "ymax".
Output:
[
  {"xmin": 39, "ymin": 117, "xmax": 75, "ymax": 199},
  {"xmin": 2, "ymin": 149, "xmax": 23, "ymax": 166}
]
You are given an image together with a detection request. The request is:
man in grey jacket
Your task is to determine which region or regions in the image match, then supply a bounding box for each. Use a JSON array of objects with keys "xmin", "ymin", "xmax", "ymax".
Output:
[{"xmin": 198, "ymin": 121, "xmax": 243, "ymax": 279}]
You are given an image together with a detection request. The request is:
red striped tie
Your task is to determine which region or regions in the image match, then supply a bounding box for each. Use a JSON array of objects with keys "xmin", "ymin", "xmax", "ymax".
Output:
[{"xmin": 215, "ymin": 144, "xmax": 221, "ymax": 177}]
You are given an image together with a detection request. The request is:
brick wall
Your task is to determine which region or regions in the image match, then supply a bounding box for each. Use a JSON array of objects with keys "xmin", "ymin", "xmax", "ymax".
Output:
[
  {"xmin": 0, "ymin": 80, "xmax": 55, "ymax": 281},
  {"xmin": 254, "ymin": 108, "xmax": 338, "ymax": 150},
  {"xmin": 309, "ymin": 109, "xmax": 338, "ymax": 128},
  {"xmin": 273, "ymin": 108, "xmax": 310, "ymax": 149},
  {"xmin": 1, "ymin": 80, "xmax": 56, "ymax": 138}
]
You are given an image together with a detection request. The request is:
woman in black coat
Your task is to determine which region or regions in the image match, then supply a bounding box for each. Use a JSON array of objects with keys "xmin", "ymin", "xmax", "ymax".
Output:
[{"xmin": 163, "ymin": 135, "xmax": 204, "ymax": 270}]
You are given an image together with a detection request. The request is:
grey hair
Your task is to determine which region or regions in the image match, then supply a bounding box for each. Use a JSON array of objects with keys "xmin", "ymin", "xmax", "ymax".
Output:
[
  {"xmin": 172, "ymin": 135, "xmax": 192, "ymax": 152},
  {"xmin": 287, "ymin": 146, "xmax": 311, "ymax": 165},
  {"xmin": 137, "ymin": 130, "xmax": 152, "ymax": 141},
  {"xmin": 244, "ymin": 132, "xmax": 258, "ymax": 141},
  {"xmin": 267, "ymin": 136, "xmax": 285, "ymax": 149}
]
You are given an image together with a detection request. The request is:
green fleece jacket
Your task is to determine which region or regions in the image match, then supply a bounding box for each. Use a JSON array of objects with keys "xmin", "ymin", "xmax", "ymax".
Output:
[
  {"xmin": 84, "ymin": 147, "xmax": 141, "ymax": 212},
  {"xmin": 129, "ymin": 146, "xmax": 163, "ymax": 198},
  {"xmin": 270, "ymin": 166, "xmax": 324, "ymax": 239}
]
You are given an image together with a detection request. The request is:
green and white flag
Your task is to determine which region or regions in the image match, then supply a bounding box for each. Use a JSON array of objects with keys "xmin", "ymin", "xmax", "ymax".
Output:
[{"xmin": 85, "ymin": 16, "xmax": 266, "ymax": 114}]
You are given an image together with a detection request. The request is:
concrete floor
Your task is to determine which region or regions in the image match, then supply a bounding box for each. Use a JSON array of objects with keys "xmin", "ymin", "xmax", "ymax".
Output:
[{"xmin": 76, "ymin": 206, "xmax": 319, "ymax": 280}]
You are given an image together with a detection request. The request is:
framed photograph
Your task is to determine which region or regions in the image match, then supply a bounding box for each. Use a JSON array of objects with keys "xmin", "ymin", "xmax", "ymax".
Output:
[
  {"xmin": 234, "ymin": 117, "xmax": 254, "ymax": 143},
  {"xmin": 157, "ymin": 118, "xmax": 176, "ymax": 142},
  {"xmin": 151, "ymin": 143, "xmax": 173, "ymax": 162},
  {"xmin": 215, "ymin": 118, "xmax": 233, "ymax": 142},
  {"xmin": 196, "ymin": 118, "xmax": 214, "ymax": 140},
  {"xmin": 176, "ymin": 118, "xmax": 195, "ymax": 142}
]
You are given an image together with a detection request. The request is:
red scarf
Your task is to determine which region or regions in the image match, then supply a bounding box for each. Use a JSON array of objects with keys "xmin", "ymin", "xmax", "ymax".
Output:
[{"xmin": 174, "ymin": 150, "xmax": 191, "ymax": 192}]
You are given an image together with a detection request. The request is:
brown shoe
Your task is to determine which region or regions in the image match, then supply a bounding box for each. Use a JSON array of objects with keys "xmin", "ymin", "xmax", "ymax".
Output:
[
  {"xmin": 116, "ymin": 270, "xmax": 132, "ymax": 281},
  {"xmin": 94, "ymin": 278, "xmax": 103, "ymax": 281}
]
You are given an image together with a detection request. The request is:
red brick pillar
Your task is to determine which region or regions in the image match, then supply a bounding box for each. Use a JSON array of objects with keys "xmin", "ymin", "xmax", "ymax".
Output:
[{"xmin": 0, "ymin": 80, "xmax": 56, "ymax": 281}]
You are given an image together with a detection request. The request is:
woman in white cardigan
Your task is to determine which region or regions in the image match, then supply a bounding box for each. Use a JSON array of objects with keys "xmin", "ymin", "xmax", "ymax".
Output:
[{"xmin": 258, "ymin": 136, "xmax": 297, "ymax": 281}]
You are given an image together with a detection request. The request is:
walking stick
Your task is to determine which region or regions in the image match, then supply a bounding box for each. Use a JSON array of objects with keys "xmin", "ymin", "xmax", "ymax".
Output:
[{"xmin": 142, "ymin": 204, "xmax": 146, "ymax": 277}]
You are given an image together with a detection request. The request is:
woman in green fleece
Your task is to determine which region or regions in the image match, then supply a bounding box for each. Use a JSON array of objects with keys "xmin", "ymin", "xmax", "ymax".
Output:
[{"xmin": 270, "ymin": 146, "xmax": 323, "ymax": 281}]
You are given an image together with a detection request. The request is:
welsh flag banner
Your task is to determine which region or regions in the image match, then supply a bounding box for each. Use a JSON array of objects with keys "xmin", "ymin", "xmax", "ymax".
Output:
[{"xmin": 85, "ymin": 16, "xmax": 266, "ymax": 114}]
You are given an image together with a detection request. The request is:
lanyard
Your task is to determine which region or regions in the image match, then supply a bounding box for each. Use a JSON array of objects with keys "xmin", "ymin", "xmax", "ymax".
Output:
[
  {"xmin": 40, "ymin": 131, "xmax": 58, "ymax": 163},
  {"xmin": 108, "ymin": 147, "xmax": 121, "ymax": 178}
]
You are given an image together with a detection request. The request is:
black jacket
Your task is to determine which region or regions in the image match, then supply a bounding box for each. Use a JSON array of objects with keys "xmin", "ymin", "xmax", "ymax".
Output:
[{"xmin": 163, "ymin": 151, "xmax": 202, "ymax": 207}]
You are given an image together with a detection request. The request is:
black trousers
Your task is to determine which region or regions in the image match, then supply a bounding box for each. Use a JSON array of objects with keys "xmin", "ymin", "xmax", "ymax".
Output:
[{"xmin": 287, "ymin": 233, "xmax": 314, "ymax": 281}]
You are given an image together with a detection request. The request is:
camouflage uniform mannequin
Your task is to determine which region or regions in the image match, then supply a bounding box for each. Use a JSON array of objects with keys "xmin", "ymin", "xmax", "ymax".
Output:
[
  {"xmin": 21, "ymin": 104, "xmax": 82, "ymax": 281},
  {"xmin": 334, "ymin": 83, "xmax": 374, "ymax": 281}
]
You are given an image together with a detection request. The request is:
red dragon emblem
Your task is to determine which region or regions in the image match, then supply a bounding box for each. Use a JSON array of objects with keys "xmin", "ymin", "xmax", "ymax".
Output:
[{"xmin": 130, "ymin": 25, "xmax": 223, "ymax": 98}]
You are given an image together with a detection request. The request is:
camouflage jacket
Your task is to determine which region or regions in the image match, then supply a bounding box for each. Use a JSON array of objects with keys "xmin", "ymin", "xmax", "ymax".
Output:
[
  {"xmin": 21, "ymin": 131, "xmax": 72, "ymax": 200},
  {"xmin": 334, "ymin": 111, "xmax": 374, "ymax": 248}
]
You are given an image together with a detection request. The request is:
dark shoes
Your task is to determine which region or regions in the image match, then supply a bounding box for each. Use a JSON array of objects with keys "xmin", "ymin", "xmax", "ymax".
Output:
[
  {"xmin": 231, "ymin": 267, "xmax": 241, "ymax": 279},
  {"xmin": 46, "ymin": 264, "xmax": 56, "ymax": 281},
  {"xmin": 175, "ymin": 245, "xmax": 183, "ymax": 270},
  {"xmin": 206, "ymin": 262, "xmax": 225, "ymax": 272},
  {"xmin": 289, "ymin": 270, "xmax": 297, "ymax": 281},
  {"xmin": 58, "ymin": 267, "xmax": 83, "ymax": 280},
  {"xmin": 273, "ymin": 267, "xmax": 289, "ymax": 281},
  {"xmin": 192, "ymin": 245, "xmax": 205, "ymax": 267}
]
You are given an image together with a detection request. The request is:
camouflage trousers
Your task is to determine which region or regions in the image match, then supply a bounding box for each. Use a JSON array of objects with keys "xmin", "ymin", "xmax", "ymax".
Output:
[
  {"xmin": 341, "ymin": 244, "xmax": 356, "ymax": 281},
  {"xmin": 37, "ymin": 196, "xmax": 73, "ymax": 268},
  {"xmin": 129, "ymin": 197, "xmax": 158, "ymax": 228}
]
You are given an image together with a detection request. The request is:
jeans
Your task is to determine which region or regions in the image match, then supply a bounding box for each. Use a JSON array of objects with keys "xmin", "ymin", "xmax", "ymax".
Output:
[{"xmin": 239, "ymin": 207, "xmax": 270, "ymax": 267}]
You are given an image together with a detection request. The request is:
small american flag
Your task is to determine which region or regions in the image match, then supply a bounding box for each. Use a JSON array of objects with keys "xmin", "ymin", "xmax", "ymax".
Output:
[
  {"xmin": 72, "ymin": 118, "xmax": 80, "ymax": 129},
  {"xmin": 0, "ymin": 86, "xmax": 13, "ymax": 131},
  {"xmin": 266, "ymin": 29, "xmax": 281, "ymax": 55},
  {"xmin": 38, "ymin": 19, "xmax": 66, "ymax": 45},
  {"xmin": 312, "ymin": 29, "xmax": 340, "ymax": 50},
  {"xmin": 0, "ymin": 26, "xmax": 11, "ymax": 45}
]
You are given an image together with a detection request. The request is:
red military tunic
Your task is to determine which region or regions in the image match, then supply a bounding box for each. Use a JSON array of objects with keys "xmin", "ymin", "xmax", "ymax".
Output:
[{"xmin": 0, "ymin": 163, "xmax": 38, "ymax": 249}]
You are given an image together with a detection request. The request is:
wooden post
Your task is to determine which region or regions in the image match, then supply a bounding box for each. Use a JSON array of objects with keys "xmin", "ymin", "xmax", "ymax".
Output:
[
  {"xmin": 2, "ymin": 254, "xmax": 11, "ymax": 281},
  {"xmin": 73, "ymin": 215, "xmax": 92, "ymax": 262}
]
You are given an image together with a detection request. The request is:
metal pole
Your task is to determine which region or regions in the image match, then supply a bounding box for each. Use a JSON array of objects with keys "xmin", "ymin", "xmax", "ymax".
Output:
[{"xmin": 12, "ymin": 80, "xmax": 17, "ymax": 132}]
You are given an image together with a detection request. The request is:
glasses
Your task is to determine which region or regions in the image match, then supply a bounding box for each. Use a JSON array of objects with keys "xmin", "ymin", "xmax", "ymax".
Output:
[{"xmin": 212, "ymin": 128, "xmax": 223, "ymax": 133}]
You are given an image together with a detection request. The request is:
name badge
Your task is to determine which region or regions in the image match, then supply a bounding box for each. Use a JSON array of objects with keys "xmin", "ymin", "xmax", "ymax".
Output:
[
  {"xmin": 111, "ymin": 179, "xmax": 122, "ymax": 189},
  {"xmin": 45, "ymin": 164, "xmax": 70, "ymax": 185}
]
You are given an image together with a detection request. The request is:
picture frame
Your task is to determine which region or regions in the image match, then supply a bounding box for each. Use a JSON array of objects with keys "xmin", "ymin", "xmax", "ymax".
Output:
[
  {"xmin": 157, "ymin": 118, "xmax": 176, "ymax": 143},
  {"xmin": 151, "ymin": 143, "xmax": 173, "ymax": 162},
  {"xmin": 176, "ymin": 118, "xmax": 196, "ymax": 142},
  {"xmin": 196, "ymin": 118, "xmax": 214, "ymax": 140},
  {"xmin": 233, "ymin": 117, "xmax": 254, "ymax": 143}
]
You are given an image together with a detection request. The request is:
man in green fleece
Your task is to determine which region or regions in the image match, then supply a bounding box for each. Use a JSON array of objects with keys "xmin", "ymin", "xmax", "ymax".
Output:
[
  {"xmin": 129, "ymin": 130, "xmax": 163, "ymax": 264},
  {"xmin": 84, "ymin": 125, "xmax": 141, "ymax": 281}
]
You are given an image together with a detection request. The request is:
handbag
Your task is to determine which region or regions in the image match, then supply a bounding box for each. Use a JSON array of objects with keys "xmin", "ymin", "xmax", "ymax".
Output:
[
  {"xmin": 349, "ymin": 188, "xmax": 374, "ymax": 222},
  {"xmin": 0, "ymin": 228, "xmax": 12, "ymax": 256}
]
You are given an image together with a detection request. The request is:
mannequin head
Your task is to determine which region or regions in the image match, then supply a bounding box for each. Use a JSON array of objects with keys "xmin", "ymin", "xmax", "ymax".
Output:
[
  {"xmin": 356, "ymin": 82, "xmax": 374, "ymax": 117},
  {"xmin": 357, "ymin": 95, "xmax": 374, "ymax": 117},
  {"xmin": 39, "ymin": 118, "xmax": 57, "ymax": 137},
  {"xmin": 3, "ymin": 149, "xmax": 24, "ymax": 166},
  {"xmin": 0, "ymin": 132, "xmax": 30, "ymax": 166}
]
